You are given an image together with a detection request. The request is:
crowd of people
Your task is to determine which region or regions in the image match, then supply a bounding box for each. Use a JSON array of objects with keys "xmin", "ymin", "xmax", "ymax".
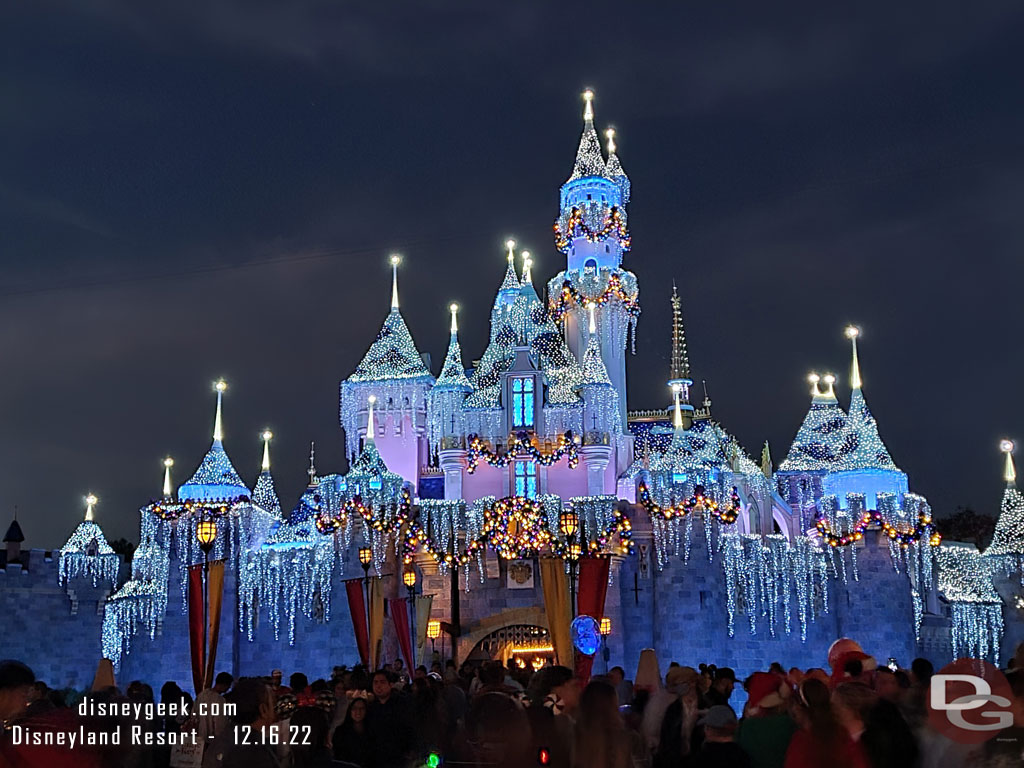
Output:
[{"xmin": 2, "ymin": 639, "xmax": 1024, "ymax": 768}]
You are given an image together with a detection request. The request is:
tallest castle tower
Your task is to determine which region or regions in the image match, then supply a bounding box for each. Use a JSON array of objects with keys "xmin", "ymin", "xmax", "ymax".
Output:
[{"xmin": 547, "ymin": 91, "xmax": 639, "ymax": 431}]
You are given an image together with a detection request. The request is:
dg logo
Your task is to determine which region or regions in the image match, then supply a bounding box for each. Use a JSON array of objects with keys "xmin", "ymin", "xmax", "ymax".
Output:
[{"xmin": 928, "ymin": 658, "xmax": 1014, "ymax": 744}]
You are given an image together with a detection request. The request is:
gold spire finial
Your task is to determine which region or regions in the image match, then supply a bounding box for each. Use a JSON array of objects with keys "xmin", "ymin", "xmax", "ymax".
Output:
[
  {"xmin": 389, "ymin": 254, "xmax": 402, "ymax": 310},
  {"xmin": 307, "ymin": 441, "xmax": 317, "ymax": 485},
  {"xmin": 521, "ymin": 251, "xmax": 532, "ymax": 283},
  {"xmin": 583, "ymin": 89, "xmax": 594, "ymax": 122},
  {"xmin": 213, "ymin": 380, "xmax": 227, "ymax": 442},
  {"xmin": 162, "ymin": 458, "xmax": 174, "ymax": 498},
  {"xmin": 84, "ymin": 493, "xmax": 98, "ymax": 522},
  {"xmin": 587, "ymin": 301, "xmax": 597, "ymax": 335},
  {"xmin": 449, "ymin": 303, "xmax": 459, "ymax": 334},
  {"xmin": 672, "ymin": 386, "xmax": 684, "ymax": 431},
  {"xmin": 845, "ymin": 325, "xmax": 862, "ymax": 389},
  {"xmin": 605, "ymin": 127, "xmax": 616, "ymax": 155},
  {"xmin": 505, "ymin": 239, "xmax": 516, "ymax": 264},
  {"xmin": 808, "ymin": 372, "xmax": 821, "ymax": 397},
  {"xmin": 261, "ymin": 430, "xmax": 273, "ymax": 472},
  {"xmin": 1001, "ymin": 439, "xmax": 1016, "ymax": 485}
]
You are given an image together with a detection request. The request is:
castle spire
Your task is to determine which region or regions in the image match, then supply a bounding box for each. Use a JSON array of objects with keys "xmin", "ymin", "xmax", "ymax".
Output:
[
  {"xmin": 839, "ymin": 327, "xmax": 899, "ymax": 472},
  {"xmin": 603, "ymin": 127, "xmax": 631, "ymax": 204},
  {"xmin": 761, "ymin": 441, "xmax": 773, "ymax": 479},
  {"xmin": 84, "ymin": 493, "xmax": 97, "ymax": 522},
  {"xmin": 499, "ymin": 239, "xmax": 521, "ymax": 294},
  {"xmin": 213, "ymin": 379, "xmax": 227, "ymax": 443},
  {"xmin": 567, "ymin": 89, "xmax": 605, "ymax": 181},
  {"xmin": 672, "ymin": 387, "xmax": 684, "ymax": 430},
  {"xmin": 162, "ymin": 458, "xmax": 174, "ymax": 498},
  {"xmin": 390, "ymin": 254, "xmax": 401, "ymax": 310},
  {"xmin": 845, "ymin": 325, "xmax": 862, "ymax": 389},
  {"xmin": 521, "ymin": 251, "xmax": 533, "ymax": 284},
  {"xmin": 261, "ymin": 430, "xmax": 273, "ymax": 472},
  {"xmin": 307, "ymin": 441, "xmax": 318, "ymax": 486},
  {"xmin": 669, "ymin": 283, "xmax": 691, "ymax": 383},
  {"xmin": 1002, "ymin": 440, "xmax": 1017, "ymax": 486},
  {"xmin": 252, "ymin": 430, "xmax": 282, "ymax": 517}
]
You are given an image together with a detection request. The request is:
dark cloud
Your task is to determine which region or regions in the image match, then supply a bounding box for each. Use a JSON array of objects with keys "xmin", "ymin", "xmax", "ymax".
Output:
[{"xmin": 2, "ymin": 0, "xmax": 1023, "ymax": 546}]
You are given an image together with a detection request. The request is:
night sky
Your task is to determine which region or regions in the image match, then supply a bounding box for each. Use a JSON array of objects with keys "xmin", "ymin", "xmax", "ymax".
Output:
[{"xmin": 3, "ymin": 2, "xmax": 1023, "ymax": 548}]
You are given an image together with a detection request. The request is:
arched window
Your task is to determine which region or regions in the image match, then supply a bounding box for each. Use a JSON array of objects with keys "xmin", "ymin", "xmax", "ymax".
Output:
[
  {"xmin": 514, "ymin": 461, "xmax": 538, "ymax": 498},
  {"xmin": 584, "ymin": 258, "xmax": 598, "ymax": 270},
  {"xmin": 511, "ymin": 377, "xmax": 535, "ymax": 428}
]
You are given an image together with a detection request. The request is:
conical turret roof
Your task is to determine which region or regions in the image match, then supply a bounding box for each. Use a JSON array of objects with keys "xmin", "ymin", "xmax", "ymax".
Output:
[
  {"xmin": 433, "ymin": 306, "xmax": 473, "ymax": 392},
  {"xmin": 178, "ymin": 383, "xmax": 249, "ymax": 501},
  {"xmin": 602, "ymin": 128, "xmax": 631, "ymax": 204},
  {"xmin": 986, "ymin": 443, "xmax": 1024, "ymax": 558},
  {"xmin": 349, "ymin": 308, "xmax": 432, "ymax": 383},
  {"xmin": 567, "ymin": 91, "xmax": 605, "ymax": 182},
  {"xmin": 252, "ymin": 432, "xmax": 282, "ymax": 517},
  {"xmin": 779, "ymin": 375, "xmax": 848, "ymax": 472}
]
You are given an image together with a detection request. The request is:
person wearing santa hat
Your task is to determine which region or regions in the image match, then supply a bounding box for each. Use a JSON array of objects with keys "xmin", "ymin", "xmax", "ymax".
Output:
[{"xmin": 736, "ymin": 672, "xmax": 796, "ymax": 768}]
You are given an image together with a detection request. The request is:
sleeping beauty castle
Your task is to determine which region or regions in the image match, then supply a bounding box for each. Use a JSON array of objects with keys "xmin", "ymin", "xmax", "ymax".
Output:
[{"xmin": 4, "ymin": 91, "xmax": 1024, "ymax": 690}]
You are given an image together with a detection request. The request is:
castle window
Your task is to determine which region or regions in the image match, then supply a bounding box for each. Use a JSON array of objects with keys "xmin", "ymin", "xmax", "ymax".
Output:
[
  {"xmin": 514, "ymin": 461, "xmax": 538, "ymax": 498},
  {"xmin": 605, "ymin": 244, "xmax": 609, "ymax": 253},
  {"xmin": 672, "ymin": 472, "xmax": 687, "ymax": 485},
  {"xmin": 584, "ymin": 258, "xmax": 597, "ymax": 270},
  {"xmin": 511, "ymin": 377, "xmax": 535, "ymax": 428},
  {"xmin": 587, "ymin": 194, "xmax": 592, "ymax": 200}
]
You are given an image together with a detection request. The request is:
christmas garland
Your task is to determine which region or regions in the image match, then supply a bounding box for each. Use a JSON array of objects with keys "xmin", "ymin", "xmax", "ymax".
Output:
[
  {"xmin": 315, "ymin": 487, "xmax": 413, "ymax": 535},
  {"xmin": 406, "ymin": 495, "xmax": 634, "ymax": 565},
  {"xmin": 815, "ymin": 506, "xmax": 942, "ymax": 548},
  {"xmin": 466, "ymin": 431, "xmax": 580, "ymax": 472},
  {"xmin": 636, "ymin": 482, "xmax": 741, "ymax": 524},
  {"xmin": 554, "ymin": 206, "xmax": 631, "ymax": 254},
  {"xmin": 146, "ymin": 497, "xmax": 248, "ymax": 521},
  {"xmin": 548, "ymin": 272, "xmax": 641, "ymax": 323}
]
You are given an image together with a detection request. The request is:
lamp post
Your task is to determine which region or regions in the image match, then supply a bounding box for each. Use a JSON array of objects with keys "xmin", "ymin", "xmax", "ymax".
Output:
[
  {"xmin": 196, "ymin": 516, "xmax": 218, "ymax": 691},
  {"xmin": 358, "ymin": 546, "xmax": 373, "ymax": 666},
  {"xmin": 559, "ymin": 509, "xmax": 580, "ymax": 617},
  {"xmin": 427, "ymin": 619, "xmax": 441, "ymax": 660},
  {"xmin": 403, "ymin": 565, "xmax": 417, "ymax": 667},
  {"xmin": 599, "ymin": 617, "xmax": 612, "ymax": 673}
]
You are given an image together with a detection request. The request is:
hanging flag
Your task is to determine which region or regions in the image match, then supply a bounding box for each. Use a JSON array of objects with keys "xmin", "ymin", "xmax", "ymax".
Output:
[
  {"xmin": 540, "ymin": 558, "xmax": 572, "ymax": 668},
  {"xmin": 345, "ymin": 579, "xmax": 370, "ymax": 666},
  {"xmin": 415, "ymin": 595, "xmax": 434, "ymax": 666},
  {"xmin": 203, "ymin": 560, "xmax": 225, "ymax": 690},
  {"xmin": 389, "ymin": 598, "xmax": 414, "ymax": 672},
  {"xmin": 574, "ymin": 557, "xmax": 611, "ymax": 684},
  {"xmin": 187, "ymin": 565, "xmax": 205, "ymax": 695},
  {"xmin": 369, "ymin": 578, "xmax": 385, "ymax": 671}
]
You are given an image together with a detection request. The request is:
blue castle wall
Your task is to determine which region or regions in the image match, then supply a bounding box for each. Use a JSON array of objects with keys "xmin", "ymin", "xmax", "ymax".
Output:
[
  {"xmin": 0, "ymin": 550, "xmax": 123, "ymax": 689},
  {"xmin": 617, "ymin": 524, "xmax": 935, "ymax": 679},
  {"xmin": 0, "ymin": 527, "xmax": 1007, "ymax": 694}
]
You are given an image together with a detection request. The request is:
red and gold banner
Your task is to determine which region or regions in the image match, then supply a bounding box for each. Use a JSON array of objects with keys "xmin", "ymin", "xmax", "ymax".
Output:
[
  {"xmin": 575, "ymin": 557, "xmax": 611, "ymax": 684},
  {"xmin": 345, "ymin": 579, "xmax": 370, "ymax": 666}
]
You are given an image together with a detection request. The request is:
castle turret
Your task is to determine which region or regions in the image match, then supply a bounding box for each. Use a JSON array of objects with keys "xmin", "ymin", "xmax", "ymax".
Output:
[
  {"xmin": 822, "ymin": 326, "xmax": 908, "ymax": 508},
  {"xmin": 178, "ymin": 380, "xmax": 250, "ymax": 502},
  {"xmin": 252, "ymin": 430, "xmax": 282, "ymax": 518},
  {"xmin": 58, "ymin": 494, "xmax": 119, "ymax": 588},
  {"xmin": 428, "ymin": 304, "xmax": 474, "ymax": 455},
  {"xmin": 4, "ymin": 515, "xmax": 24, "ymax": 566},
  {"xmin": 776, "ymin": 373, "xmax": 848, "ymax": 529},
  {"xmin": 548, "ymin": 91, "xmax": 639, "ymax": 431},
  {"xmin": 985, "ymin": 440, "xmax": 1024, "ymax": 566},
  {"xmin": 340, "ymin": 256, "xmax": 434, "ymax": 484}
]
